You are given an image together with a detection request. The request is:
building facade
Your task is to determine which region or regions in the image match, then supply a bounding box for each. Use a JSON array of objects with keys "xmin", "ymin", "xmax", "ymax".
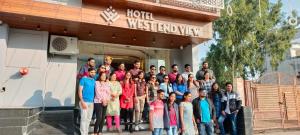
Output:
[{"xmin": 0, "ymin": 0, "xmax": 222, "ymax": 108}]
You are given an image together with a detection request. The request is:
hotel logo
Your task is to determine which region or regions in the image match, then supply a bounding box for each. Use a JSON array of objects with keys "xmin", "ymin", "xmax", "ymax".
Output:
[{"xmin": 101, "ymin": 6, "xmax": 120, "ymax": 25}]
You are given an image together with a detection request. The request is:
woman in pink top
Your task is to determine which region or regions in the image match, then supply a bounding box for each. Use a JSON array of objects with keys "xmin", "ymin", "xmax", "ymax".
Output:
[
  {"xmin": 94, "ymin": 72, "xmax": 111, "ymax": 135},
  {"xmin": 115, "ymin": 63, "xmax": 126, "ymax": 81},
  {"xmin": 120, "ymin": 72, "xmax": 135, "ymax": 133}
]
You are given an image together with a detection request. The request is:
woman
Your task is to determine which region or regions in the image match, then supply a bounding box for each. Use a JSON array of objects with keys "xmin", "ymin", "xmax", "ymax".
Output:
[
  {"xmin": 179, "ymin": 92, "xmax": 196, "ymax": 135},
  {"xmin": 210, "ymin": 82, "xmax": 224, "ymax": 133},
  {"xmin": 173, "ymin": 74, "xmax": 188, "ymax": 103},
  {"xmin": 115, "ymin": 63, "xmax": 126, "ymax": 81},
  {"xmin": 106, "ymin": 72, "xmax": 122, "ymax": 133},
  {"xmin": 134, "ymin": 71, "xmax": 148, "ymax": 131},
  {"xmin": 200, "ymin": 71, "xmax": 214, "ymax": 94},
  {"xmin": 94, "ymin": 72, "xmax": 111, "ymax": 135},
  {"xmin": 164, "ymin": 92, "xmax": 180, "ymax": 135},
  {"xmin": 94, "ymin": 65, "xmax": 106, "ymax": 80},
  {"xmin": 187, "ymin": 74, "xmax": 200, "ymax": 100},
  {"xmin": 120, "ymin": 72, "xmax": 135, "ymax": 133},
  {"xmin": 147, "ymin": 74, "xmax": 160, "ymax": 102},
  {"xmin": 160, "ymin": 75, "xmax": 173, "ymax": 99}
]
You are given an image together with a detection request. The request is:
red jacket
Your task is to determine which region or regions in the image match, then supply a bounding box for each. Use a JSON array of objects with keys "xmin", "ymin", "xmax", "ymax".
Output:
[{"xmin": 120, "ymin": 81, "xmax": 135, "ymax": 109}]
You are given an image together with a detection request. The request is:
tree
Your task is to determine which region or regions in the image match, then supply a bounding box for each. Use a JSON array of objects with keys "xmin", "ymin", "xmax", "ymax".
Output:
[{"xmin": 206, "ymin": 0, "xmax": 298, "ymax": 85}]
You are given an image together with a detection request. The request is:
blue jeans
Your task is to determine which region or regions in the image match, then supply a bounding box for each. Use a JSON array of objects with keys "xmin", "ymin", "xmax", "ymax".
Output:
[
  {"xmin": 197, "ymin": 121, "xmax": 214, "ymax": 135},
  {"xmin": 152, "ymin": 128, "xmax": 163, "ymax": 135},
  {"xmin": 218, "ymin": 113, "xmax": 237, "ymax": 135},
  {"xmin": 166, "ymin": 126, "xmax": 177, "ymax": 135}
]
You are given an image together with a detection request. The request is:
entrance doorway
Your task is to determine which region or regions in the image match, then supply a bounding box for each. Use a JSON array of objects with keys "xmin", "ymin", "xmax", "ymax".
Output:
[{"xmin": 77, "ymin": 41, "xmax": 149, "ymax": 71}]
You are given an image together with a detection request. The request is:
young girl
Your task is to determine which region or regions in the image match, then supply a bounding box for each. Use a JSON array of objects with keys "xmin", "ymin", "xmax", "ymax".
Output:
[
  {"xmin": 187, "ymin": 74, "xmax": 200, "ymax": 100},
  {"xmin": 134, "ymin": 71, "xmax": 148, "ymax": 131},
  {"xmin": 180, "ymin": 92, "xmax": 196, "ymax": 135},
  {"xmin": 106, "ymin": 72, "xmax": 122, "ymax": 133},
  {"xmin": 173, "ymin": 74, "xmax": 188, "ymax": 103},
  {"xmin": 94, "ymin": 72, "xmax": 111, "ymax": 135},
  {"xmin": 164, "ymin": 92, "xmax": 180, "ymax": 135},
  {"xmin": 120, "ymin": 72, "xmax": 135, "ymax": 133}
]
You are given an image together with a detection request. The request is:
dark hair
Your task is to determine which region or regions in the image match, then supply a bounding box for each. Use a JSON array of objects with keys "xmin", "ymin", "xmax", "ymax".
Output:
[
  {"xmin": 171, "ymin": 64, "xmax": 178, "ymax": 68},
  {"xmin": 88, "ymin": 57, "xmax": 95, "ymax": 62},
  {"xmin": 157, "ymin": 89, "xmax": 164, "ymax": 94},
  {"xmin": 202, "ymin": 61, "xmax": 208, "ymax": 65},
  {"xmin": 204, "ymin": 71, "xmax": 209, "ymax": 75},
  {"xmin": 122, "ymin": 71, "xmax": 133, "ymax": 86},
  {"xmin": 167, "ymin": 92, "xmax": 176, "ymax": 111},
  {"xmin": 88, "ymin": 67, "xmax": 95, "ymax": 72},
  {"xmin": 175, "ymin": 74, "xmax": 184, "ymax": 85},
  {"xmin": 134, "ymin": 60, "xmax": 140, "ymax": 64},
  {"xmin": 211, "ymin": 82, "xmax": 220, "ymax": 91},
  {"xmin": 138, "ymin": 71, "xmax": 144, "ymax": 79},
  {"xmin": 211, "ymin": 82, "xmax": 221, "ymax": 97},
  {"xmin": 163, "ymin": 75, "xmax": 170, "ymax": 83},
  {"xmin": 119, "ymin": 62, "xmax": 125, "ymax": 66},
  {"xmin": 226, "ymin": 82, "xmax": 233, "ymax": 86},
  {"xmin": 109, "ymin": 72, "xmax": 116, "ymax": 81},
  {"xmin": 187, "ymin": 74, "xmax": 198, "ymax": 89},
  {"xmin": 198, "ymin": 87, "xmax": 205, "ymax": 92},
  {"xmin": 184, "ymin": 64, "xmax": 191, "ymax": 68},
  {"xmin": 97, "ymin": 72, "xmax": 107, "ymax": 81},
  {"xmin": 150, "ymin": 65, "xmax": 156, "ymax": 69},
  {"xmin": 183, "ymin": 92, "xmax": 191, "ymax": 101},
  {"xmin": 159, "ymin": 66, "xmax": 166, "ymax": 70}
]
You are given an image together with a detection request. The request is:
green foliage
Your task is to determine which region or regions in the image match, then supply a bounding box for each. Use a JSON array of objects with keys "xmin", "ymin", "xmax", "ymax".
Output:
[{"xmin": 206, "ymin": 0, "xmax": 297, "ymax": 85}]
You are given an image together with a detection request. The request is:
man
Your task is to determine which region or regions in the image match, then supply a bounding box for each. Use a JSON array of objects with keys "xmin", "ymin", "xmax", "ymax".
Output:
[
  {"xmin": 156, "ymin": 66, "xmax": 166, "ymax": 84},
  {"xmin": 103, "ymin": 56, "xmax": 114, "ymax": 77},
  {"xmin": 192, "ymin": 88, "xmax": 216, "ymax": 135},
  {"xmin": 78, "ymin": 68, "xmax": 96, "ymax": 135},
  {"xmin": 149, "ymin": 89, "xmax": 165, "ymax": 135},
  {"xmin": 145, "ymin": 65, "xmax": 156, "ymax": 82},
  {"xmin": 129, "ymin": 60, "xmax": 142, "ymax": 80},
  {"xmin": 182, "ymin": 64, "xmax": 193, "ymax": 83},
  {"xmin": 168, "ymin": 64, "xmax": 179, "ymax": 84},
  {"xmin": 218, "ymin": 82, "xmax": 242, "ymax": 135},
  {"xmin": 78, "ymin": 57, "xmax": 96, "ymax": 79},
  {"xmin": 196, "ymin": 61, "xmax": 216, "ymax": 82}
]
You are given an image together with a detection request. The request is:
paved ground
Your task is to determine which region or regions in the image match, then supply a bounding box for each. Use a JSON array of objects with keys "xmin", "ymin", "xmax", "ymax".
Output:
[{"xmin": 255, "ymin": 130, "xmax": 300, "ymax": 135}]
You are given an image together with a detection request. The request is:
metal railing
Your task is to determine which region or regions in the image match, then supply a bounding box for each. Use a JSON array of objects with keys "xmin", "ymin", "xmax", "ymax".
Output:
[{"xmin": 142, "ymin": 0, "xmax": 224, "ymax": 13}]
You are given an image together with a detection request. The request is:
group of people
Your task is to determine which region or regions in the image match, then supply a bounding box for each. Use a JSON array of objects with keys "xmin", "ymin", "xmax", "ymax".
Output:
[{"xmin": 77, "ymin": 56, "xmax": 242, "ymax": 135}]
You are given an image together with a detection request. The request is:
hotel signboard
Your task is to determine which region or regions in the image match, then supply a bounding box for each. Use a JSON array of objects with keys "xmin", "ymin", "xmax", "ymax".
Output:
[{"xmin": 101, "ymin": 7, "xmax": 206, "ymax": 38}]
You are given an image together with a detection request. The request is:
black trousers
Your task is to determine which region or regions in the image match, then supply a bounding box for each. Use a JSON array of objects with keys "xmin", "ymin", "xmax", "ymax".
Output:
[
  {"xmin": 121, "ymin": 108, "xmax": 134, "ymax": 130},
  {"xmin": 94, "ymin": 103, "xmax": 107, "ymax": 133}
]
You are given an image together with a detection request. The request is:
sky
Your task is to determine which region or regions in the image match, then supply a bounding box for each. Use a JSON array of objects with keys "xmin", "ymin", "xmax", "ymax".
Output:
[{"xmin": 198, "ymin": 0, "xmax": 300, "ymax": 61}]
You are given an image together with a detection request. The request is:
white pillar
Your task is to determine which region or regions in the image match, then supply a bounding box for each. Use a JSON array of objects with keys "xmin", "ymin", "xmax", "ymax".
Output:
[
  {"xmin": 0, "ymin": 24, "xmax": 9, "ymax": 107},
  {"xmin": 181, "ymin": 44, "xmax": 201, "ymax": 74}
]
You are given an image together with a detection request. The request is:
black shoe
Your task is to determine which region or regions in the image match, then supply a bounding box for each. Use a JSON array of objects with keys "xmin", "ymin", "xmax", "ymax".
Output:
[
  {"xmin": 129, "ymin": 124, "xmax": 133, "ymax": 133},
  {"xmin": 125, "ymin": 124, "xmax": 128, "ymax": 131}
]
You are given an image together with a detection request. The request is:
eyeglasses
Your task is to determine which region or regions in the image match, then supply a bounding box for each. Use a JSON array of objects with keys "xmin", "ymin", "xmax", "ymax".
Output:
[{"xmin": 151, "ymin": 77, "xmax": 156, "ymax": 79}]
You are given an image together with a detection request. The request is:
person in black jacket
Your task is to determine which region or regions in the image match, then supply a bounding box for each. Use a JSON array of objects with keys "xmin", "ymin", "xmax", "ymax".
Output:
[
  {"xmin": 218, "ymin": 82, "xmax": 241, "ymax": 135},
  {"xmin": 192, "ymin": 88, "xmax": 216, "ymax": 135}
]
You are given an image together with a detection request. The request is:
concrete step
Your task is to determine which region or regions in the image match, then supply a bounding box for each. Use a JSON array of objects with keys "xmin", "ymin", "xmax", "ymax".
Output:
[
  {"xmin": 0, "ymin": 107, "xmax": 42, "ymax": 135},
  {"xmin": 0, "ymin": 107, "xmax": 42, "ymax": 118}
]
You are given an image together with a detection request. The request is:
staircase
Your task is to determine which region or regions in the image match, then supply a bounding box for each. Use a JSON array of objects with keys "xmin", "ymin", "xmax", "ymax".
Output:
[{"xmin": 0, "ymin": 107, "xmax": 42, "ymax": 135}]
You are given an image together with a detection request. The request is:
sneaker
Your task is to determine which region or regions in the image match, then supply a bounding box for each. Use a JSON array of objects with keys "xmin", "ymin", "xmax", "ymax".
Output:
[
  {"xmin": 117, "ymin": 128, "xmax": 122, "ymax": 133},
  {"xmin": 138, "ymin": 125, "xmax": 144, "ymax": 130},
  {"xmin": 134, "ymin": 125, "xmax": 139, "ymax": 131}
]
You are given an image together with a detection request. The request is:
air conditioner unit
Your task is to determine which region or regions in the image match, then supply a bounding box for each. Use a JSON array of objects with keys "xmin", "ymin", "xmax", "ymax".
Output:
[{"xmin": 49, "ymin": 35, "xmax": 79, "ymax": 55}]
